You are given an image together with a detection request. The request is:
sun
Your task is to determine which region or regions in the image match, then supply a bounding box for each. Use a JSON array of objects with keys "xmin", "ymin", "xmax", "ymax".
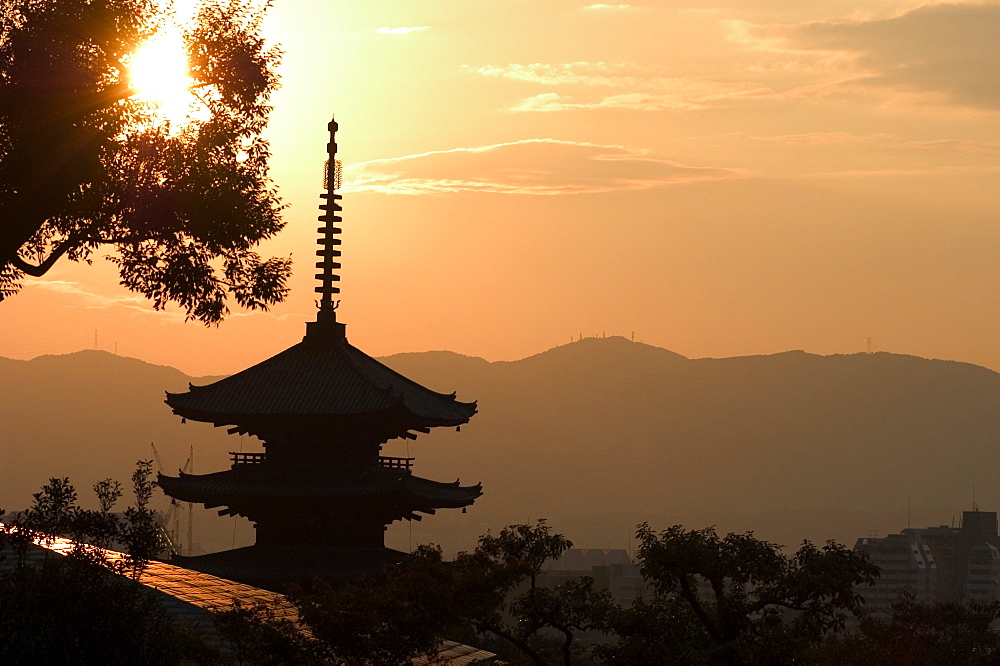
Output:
[{"xmin": 128, "ymin": 30, "xmax": 200, "ymax": 126}]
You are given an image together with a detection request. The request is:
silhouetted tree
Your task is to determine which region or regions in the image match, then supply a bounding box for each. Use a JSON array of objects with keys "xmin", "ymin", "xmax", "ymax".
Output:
[
  {"xmin": 596, "ymin": 524, "xmax": 879, "ymax": 664},
  {"xmin": 814, "ymin": 594, "xmax": 1000, "ymax": 665},
  {"xmin": 215, "ymin": 522, "xmax": 612, "ymax": 665},
  {"xmin": 0, "ymin": 462, "xmax": 200, "ymax": 663},
  {"xmin": 451, "ymin": 521, "xmax": 613, "ymax": 664},
  {"xmin": 0, "ymin": 0, "xmax": 288, "ymax": 322},
  {"xmin": 213, "ymin": 598, "xmax": 330, "ymax": 665},
  {"xmin": 290, "ymin": 544, "xmax": 460, "ymax": 665},
  {"xmin": 202, "ymin": 521, "xmax": 884, "ymax": 664}
]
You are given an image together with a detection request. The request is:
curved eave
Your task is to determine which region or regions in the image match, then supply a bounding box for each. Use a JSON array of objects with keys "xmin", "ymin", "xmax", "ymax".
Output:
[
  {"xmin": 163, "ymin": 402, "xmax": 475, "ymax": 441},
  {"xmin": 163, "ymin": 338, "xmax": 477, "ymax": 429},
  {"xmin": 164, "ymin": 400, "xmax": 476, "ymax": 428},
  {"xmin": 341, "ymin": 341, "xmax": 478, "ymax": 423},
  {"xmin": 156, "ymin": 470, "xmax": 483, "ymax": 507}
]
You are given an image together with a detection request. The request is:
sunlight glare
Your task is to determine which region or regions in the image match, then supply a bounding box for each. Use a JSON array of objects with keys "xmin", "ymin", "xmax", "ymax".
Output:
[{"xmin": 129, "ymin": 30, "xmax": 199, "ymax": 126}]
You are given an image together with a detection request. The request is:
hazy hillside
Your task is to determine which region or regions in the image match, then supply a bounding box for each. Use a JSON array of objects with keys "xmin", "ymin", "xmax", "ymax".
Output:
[
  {"xmin": 3, "ymin": 339, "xmax": 999, "ymax": 556},
  {"xmin": 382, "ymin": 338, "xmax": 1000, "ymax": 553},
  {"xmin": 0, "ymin": 351, "xmax": 244, "ymax": 551}
]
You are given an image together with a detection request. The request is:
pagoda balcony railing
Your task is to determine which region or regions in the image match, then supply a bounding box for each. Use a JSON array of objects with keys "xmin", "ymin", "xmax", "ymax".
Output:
[
  {"xmin": 229, "ymin": 452, "xmax": 414, "ymax": 471},
  {"xmin": 231, "ymin": 452, "xmax": 266, "ymax": 468},
  {"xmin": 378, "ymin": 456, "xmax": 414, "ymax": 471}
]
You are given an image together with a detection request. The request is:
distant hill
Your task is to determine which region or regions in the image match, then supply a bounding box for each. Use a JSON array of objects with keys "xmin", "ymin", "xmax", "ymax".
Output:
[{"xmin": 2, "ymin": 340, "xmax": 999, "ymax": 555}]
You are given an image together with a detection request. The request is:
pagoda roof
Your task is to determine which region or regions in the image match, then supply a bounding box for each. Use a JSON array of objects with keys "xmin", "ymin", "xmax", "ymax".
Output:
[
  {"xmin": 170, "ymin": 545, "xmax": 409, "ymax": 586},
  {"xmin": 157, "ymin": 468, "xmax": 483, "ymax": 509},
  {"xmin": 165, "ymin": 320, "xmax": 476, "ymax": 430}
]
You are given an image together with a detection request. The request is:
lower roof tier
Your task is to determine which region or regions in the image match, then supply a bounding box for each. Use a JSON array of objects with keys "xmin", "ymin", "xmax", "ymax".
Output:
[
  {"xmin": 170, "ymin": 544, "xmax": 409, "ymax": 589},
  {"xmin": 157, "ymin": 468, "xmax": 483, "ymax": 509}
]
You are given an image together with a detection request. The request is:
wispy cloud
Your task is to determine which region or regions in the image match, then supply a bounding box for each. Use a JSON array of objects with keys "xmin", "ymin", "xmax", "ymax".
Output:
[
  {"xmin": 512, "ymin": 89, "xmax": 772, "ymax": 112},
  {"xmin": 583, "ymin": 3, "xmax": 634, "ymax": 9},
  {"xmin": 22, "ymin": 279, "xmax": 184, "ymax": 319},
  {"xmin": 343, "ymin": 139, "xmax": 745, "ymax": 195},
  {"xmin": 22, "ymin": 278, "xmax": 315, "ymax": 322},
  {"xmin": 376, "ymin": 26, "xmax": 429, "ymax": 35},
  {"xmin": 477, "ymin": 62, "xmax": 776, "ymax": 111}
]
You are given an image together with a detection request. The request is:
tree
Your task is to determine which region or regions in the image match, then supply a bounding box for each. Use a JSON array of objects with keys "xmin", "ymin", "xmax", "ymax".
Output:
[
  {"xmin": 0, "ymin": 0, "xmax": 289, "ymax": 323},
  {"xmin": 216, "ymin": 522, "xmax": 613, "ymax": 665},
  {"xmin": 597, "ymin": 524, "xmax": 879, "ymax": 664},
  {"xmin": 291, "ymin": 544, "xmax": 461, "ymax": 665},
  {"xmin": 0, "ymin": 462, "xmax": 206, "ymax": 663},
  {"xmin": 452, "ymin": 521, "xmax": 613, "ymax": 665},
  {"xmin": 5, "ymin": 459, "xmax": 165, "ymax": 574},
  {"xmin": 213, "ymin": 598, "xmax": 330, "ymax": 665},
  {"xmin": 816, "ymin": 594, "xmax": 1000, "ymax": 665}
]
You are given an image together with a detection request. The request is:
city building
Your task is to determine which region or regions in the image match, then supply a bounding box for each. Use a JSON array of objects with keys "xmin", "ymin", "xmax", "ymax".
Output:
[
  {"xmin": 539, "ymin": 548, "xmax": 647, "ymax": 605},
  {"xmin": 853, "ymin": 509, "xmax": 1000, "ymax": 611},
  {"xmin": 853, "ymin": 531, "xmax": 937, "ymax": 616}
]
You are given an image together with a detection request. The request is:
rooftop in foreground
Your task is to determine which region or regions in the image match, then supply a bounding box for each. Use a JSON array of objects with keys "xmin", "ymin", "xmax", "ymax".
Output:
[{"xmin": 0, "ymin": 523, "xmax": 496, "ymax": 664}]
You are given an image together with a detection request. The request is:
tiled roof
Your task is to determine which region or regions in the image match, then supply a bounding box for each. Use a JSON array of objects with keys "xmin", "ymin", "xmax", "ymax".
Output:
[
  {"xmin": 0, "ymin": 524, "xmax": 300, "ymax": 631},
  {"xmin": 415, "ymin": 641, "xmax": 499, "ymax": 665},
  {"xmin": 0, "ymin": 524, "xmax": 497, "ymax": 663},
  {"xmin": 165, "ymin": 333, "xmax": 476, "ymax": 429}
]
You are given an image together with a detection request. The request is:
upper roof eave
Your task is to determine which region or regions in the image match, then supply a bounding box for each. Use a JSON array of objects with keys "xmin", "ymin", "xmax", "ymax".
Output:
[{"xmin": 163, "ymin": 335, "xmax": 477, "ymax": 427}]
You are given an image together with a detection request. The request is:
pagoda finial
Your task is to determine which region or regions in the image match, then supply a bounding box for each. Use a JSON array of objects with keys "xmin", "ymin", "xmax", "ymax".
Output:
[
  {"xmin": 316, "ymin": 116, "xmax": 343, "ymax": 320},
  {"xmin": 306, "ymin": 116, "xmax": 347, "ymax": 341}
]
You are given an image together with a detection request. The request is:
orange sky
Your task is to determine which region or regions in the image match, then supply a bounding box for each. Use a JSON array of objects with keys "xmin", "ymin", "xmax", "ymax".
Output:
[{"xmin": 2, "ymin": 0, "xmax": 998, "ymax": 377}]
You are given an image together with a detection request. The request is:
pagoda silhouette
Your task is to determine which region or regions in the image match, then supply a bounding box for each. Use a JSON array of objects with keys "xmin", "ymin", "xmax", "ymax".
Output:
[{"xmin": 157, "ymin": 117, "xmax": 481, "ymax": 588}]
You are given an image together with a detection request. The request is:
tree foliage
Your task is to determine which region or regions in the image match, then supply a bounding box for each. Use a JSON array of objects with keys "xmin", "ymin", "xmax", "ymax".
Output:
[
  {"xmin": 817, "ymin": 595, "xmax": 1000, "ymax": 665},
  {"xmin": 452, "ymin": 521, "xmax": 613, "ymax": 665},
  {"xmin": 0, "ymin": 0, "xmax": 288, "ymax": 322},
  {"xmin": 596, "ymin": 523, "xmax": 879, "ymax": 664},
  {"xmin": 289, "ymin": 544, "xmax": 460, "ymax": 665},
  {"xmin": 212, "ymin": 598, "xmax": 330, "ymax": 665},
  {"xmin": 217, "ymin": 522, "xmax": 614, "ymax": 665},
  {"xmin": 0, "ymin": 462, "xmax": 190, "ymax": 663}
]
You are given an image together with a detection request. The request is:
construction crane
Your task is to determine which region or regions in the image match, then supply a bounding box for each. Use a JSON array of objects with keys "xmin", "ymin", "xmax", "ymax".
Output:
[
  {"xmin": 185, "ymin": 444, "xmax": 194, "ymax": 557},
  {"xmin": 150, "ymin": 442, "xmax": 195, "ymax": 557},
  {"xmin": 150, "ymin": 442, "xmax": 180, "ymax": 555}
]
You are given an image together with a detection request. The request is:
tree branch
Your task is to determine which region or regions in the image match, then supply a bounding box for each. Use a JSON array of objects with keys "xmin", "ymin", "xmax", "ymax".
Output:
[
  {"xmin": 10, "ymin": 235, "xmax": 81, "ymax": 277},
  {"xmin": 679, "ymin": 575, "xmax": 722, "ymax": 643},
  {"xmin": 481, "ymin": 624, "xmax": 546, "ymax": 666},
  {"xmin": 558, "ymin": 625, "xmax": 574, "ymax": 666}
]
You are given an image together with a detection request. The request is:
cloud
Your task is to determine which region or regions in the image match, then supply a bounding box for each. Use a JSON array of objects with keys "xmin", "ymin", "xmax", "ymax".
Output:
[
  {"xmin": 342, "ymin": 139, "xmax": 745, "ymax": 195},
  {"xmin": 22, "ymin": 278, "xmax": 183, "ymax": 318},
  {"xmin": 582, "ymin": 3, "xmax": 634, "ymax": 9},
  {"xmin": 376, "ymin": 26, "xmax": 429, "ymax": 35},
  {"xmin": 512, "ymin": 88, "xmax": 772, "ymax": 112},
  {"xmin": 747, "ymin": 3, "xmax": 1000, "ymax": 110},
  {"xmin": 477, "ymin": 62, "xmax": 776, "ymax": 111}
]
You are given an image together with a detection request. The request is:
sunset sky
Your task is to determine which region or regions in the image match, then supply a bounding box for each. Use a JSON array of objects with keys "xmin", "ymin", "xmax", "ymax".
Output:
[{"xmin": 2, "ymin": 0, "xmax": 998, "ymax": 377}]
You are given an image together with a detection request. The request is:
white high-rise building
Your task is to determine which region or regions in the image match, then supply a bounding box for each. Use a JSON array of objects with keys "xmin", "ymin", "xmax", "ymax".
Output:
[{"xmin": 853, "ymin": 532, "xmax": 937, "ymax": 616}]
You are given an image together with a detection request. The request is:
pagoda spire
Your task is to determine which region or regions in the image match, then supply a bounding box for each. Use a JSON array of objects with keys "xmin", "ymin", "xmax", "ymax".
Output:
[
  {"xmin": 317, "ymin": 116, "xmax": 342, "ymax": 316},
  {"xmin": 308, "ymin": 116, "xmax": 345, "ymax": 340}
]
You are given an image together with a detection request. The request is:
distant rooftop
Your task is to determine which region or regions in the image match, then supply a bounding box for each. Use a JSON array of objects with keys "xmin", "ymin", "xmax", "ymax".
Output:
[{"xmin": 541, "ymin": 547, "xmax": 634, "ymax": 572}]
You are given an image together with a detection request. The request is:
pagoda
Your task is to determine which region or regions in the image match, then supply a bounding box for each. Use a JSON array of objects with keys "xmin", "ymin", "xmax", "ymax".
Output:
[{"xmin": 157, "ymin": 117, "xmax": 481, "ymax": 588}]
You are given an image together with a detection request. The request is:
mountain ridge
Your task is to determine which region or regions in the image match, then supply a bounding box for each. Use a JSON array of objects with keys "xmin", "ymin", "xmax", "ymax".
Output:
[{"xmin": 2, "ymin": 340, "xmax": 997, "ymax": 555}]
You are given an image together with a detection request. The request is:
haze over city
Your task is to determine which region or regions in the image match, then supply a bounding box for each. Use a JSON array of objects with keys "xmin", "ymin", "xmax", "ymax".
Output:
[{"xmin": 2, "ymin": 0, "xmax": 998, "ymax": 377}]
